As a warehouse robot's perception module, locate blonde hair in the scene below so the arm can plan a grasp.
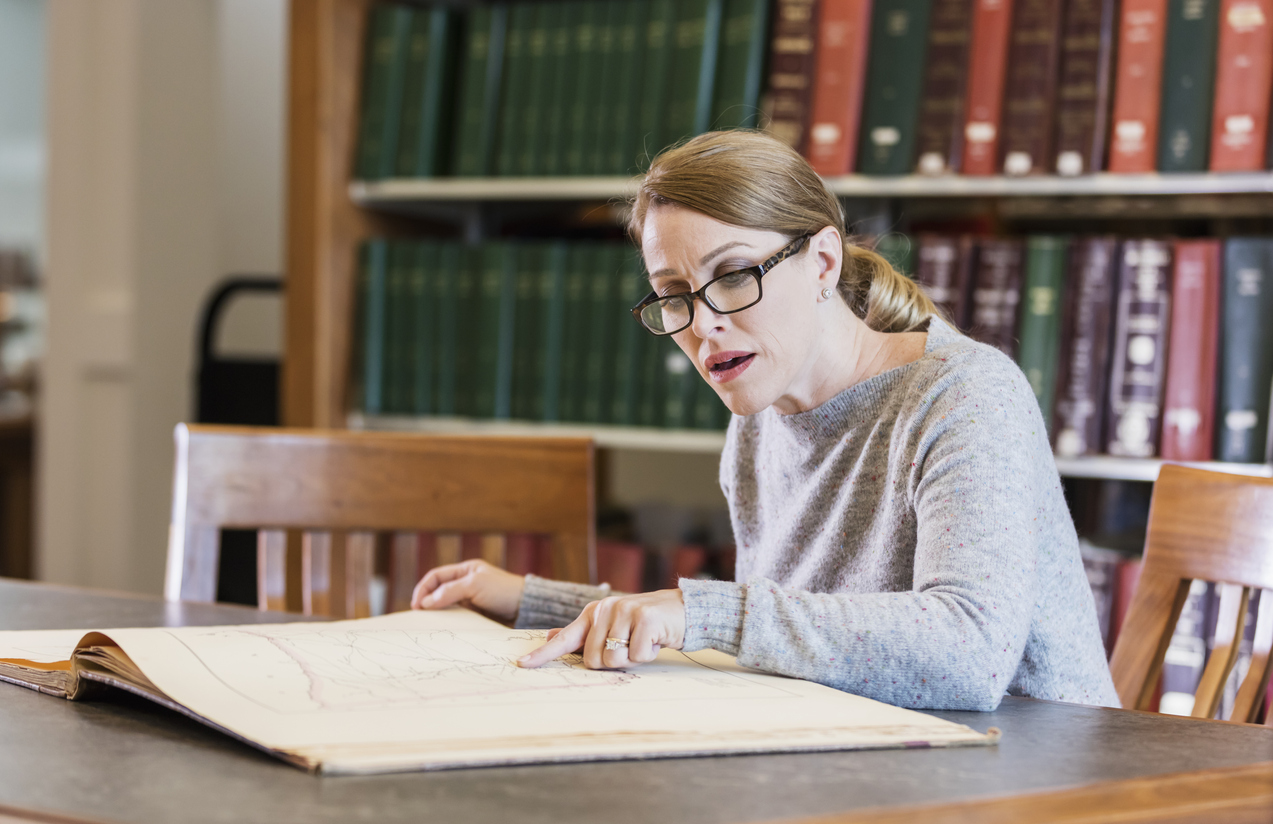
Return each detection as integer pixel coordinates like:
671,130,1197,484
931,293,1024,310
628,130,936,334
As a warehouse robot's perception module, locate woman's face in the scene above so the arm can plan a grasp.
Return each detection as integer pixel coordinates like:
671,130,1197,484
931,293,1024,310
640,203,843,416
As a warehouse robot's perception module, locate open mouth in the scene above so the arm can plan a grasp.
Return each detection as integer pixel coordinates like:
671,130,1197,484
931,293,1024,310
706,352,755,382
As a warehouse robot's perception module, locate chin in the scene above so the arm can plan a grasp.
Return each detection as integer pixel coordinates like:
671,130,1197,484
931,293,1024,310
710,384,770,418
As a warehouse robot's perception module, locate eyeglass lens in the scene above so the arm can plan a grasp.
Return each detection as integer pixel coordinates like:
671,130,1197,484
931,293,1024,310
639,271,762,334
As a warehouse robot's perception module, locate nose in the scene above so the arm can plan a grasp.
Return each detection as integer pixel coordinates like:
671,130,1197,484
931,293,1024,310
688,295,726,338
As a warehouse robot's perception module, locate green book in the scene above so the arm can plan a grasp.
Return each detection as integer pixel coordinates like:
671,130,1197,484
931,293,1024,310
874,232,916,277
410,240,438,415
693,367,728,429
520,4,559,175
396,7,458,177
857,0,935,175
582,244,620,422
565,3,605,175
453,245,484,416
540,3,577,176
350,243,372,413
452,5,508,177
587,2,623,175
384,240,415,414
637,0,677,166
538,242,570,421
355,5,413,180
496,3,535,177
1016,236,1069,434
1216,239,1273,462
511,243,545,420
638,320,667,427
434,241,462,416
611,247,648,425
558,244,594,421
662,342,698,429
1157,0,1219,173
359,240,390,415
606,0,649,175
710,0,769,130
659,0,725,151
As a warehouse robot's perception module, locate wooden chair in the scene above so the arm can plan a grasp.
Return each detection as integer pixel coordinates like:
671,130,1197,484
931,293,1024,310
1110,465,1273,723
164,424,595,617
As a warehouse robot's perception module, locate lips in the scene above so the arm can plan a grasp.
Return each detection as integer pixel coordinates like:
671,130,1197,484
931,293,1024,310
705,351,755,383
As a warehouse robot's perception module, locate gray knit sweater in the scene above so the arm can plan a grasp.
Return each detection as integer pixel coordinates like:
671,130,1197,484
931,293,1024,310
516,318,1120,712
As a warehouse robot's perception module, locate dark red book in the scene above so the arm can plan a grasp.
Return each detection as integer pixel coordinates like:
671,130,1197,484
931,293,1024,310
1106,240,1173,458
1053,0,1119,175
967,238,1025,357
1160,240,1222,461
998,0,1066,175
1053,237,1119,458
915,0,975,174
807,0,874,174
1107,0,1170,172
1208,0,1273,171
596,539,647,593
916,234,975,328
960,0,1015,174
503,532,538,576
764,0,821,154
664,544,711,589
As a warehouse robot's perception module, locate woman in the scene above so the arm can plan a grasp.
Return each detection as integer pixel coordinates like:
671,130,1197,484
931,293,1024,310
412,130,1119,712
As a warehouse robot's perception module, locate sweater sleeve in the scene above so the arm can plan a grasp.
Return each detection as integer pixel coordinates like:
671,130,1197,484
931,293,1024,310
684,358,1047,711
513,574,611,630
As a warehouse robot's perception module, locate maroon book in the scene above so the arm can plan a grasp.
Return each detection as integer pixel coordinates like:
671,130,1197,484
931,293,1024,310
967,238,1025,357
597,539,647,593
1105,239,1174,458
916,234,975,328
1160,239,1222,461
915,0,975,173
998,0,1067,174
764,0,821,154
1053,0,1119,174
1053,237,1119,458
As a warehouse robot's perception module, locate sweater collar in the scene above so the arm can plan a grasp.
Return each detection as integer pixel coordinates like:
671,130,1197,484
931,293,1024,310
763,316,959,438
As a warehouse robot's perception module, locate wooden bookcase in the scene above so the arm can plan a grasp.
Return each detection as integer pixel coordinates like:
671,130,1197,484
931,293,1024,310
284,0,1273,483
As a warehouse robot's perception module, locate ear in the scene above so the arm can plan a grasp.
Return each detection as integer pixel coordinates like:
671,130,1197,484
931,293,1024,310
808,226,843,293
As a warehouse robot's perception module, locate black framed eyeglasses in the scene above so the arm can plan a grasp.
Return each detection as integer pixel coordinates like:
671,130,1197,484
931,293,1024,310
630,234,812,336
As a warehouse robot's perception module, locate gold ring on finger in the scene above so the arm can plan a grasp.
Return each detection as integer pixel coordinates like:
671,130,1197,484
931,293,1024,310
604,637,629,651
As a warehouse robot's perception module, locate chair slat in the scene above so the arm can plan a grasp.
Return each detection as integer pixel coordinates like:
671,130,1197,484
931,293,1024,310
256,530,287,612
388,532,419,613
1109,571,1191,711
302,531,333,617
1233,589,1273,723
480,534,506,568
345,531,375,619
1193,584,1251,719
436,533,462,567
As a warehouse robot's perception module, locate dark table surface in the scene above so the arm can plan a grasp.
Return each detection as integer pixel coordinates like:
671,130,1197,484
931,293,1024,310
1,578,1270,824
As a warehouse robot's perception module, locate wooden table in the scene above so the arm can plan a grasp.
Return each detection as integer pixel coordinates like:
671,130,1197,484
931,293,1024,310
1,578,1270,824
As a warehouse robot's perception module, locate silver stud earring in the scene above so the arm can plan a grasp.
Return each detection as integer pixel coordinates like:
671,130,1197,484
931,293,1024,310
821,287,834,300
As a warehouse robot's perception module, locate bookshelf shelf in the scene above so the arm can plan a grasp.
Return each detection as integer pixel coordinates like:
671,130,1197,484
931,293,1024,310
1053,457,1273,482
349,172,1273,207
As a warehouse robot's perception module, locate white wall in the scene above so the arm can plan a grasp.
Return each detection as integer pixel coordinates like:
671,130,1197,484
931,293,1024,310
39,0,286,593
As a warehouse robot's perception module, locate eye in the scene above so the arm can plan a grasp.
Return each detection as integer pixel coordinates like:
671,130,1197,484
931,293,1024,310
716,271,752,287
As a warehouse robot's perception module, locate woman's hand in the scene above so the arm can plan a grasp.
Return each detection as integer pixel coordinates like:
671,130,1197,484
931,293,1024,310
517,589,686,670
410,559,524,623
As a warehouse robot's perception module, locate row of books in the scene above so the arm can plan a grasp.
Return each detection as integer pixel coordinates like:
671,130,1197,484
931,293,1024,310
351,238,731,430
355,0,770,180
915,234,1273,463
788,0,1273,176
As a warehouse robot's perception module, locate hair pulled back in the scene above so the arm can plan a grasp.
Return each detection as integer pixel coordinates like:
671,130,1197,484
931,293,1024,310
628,130,936,334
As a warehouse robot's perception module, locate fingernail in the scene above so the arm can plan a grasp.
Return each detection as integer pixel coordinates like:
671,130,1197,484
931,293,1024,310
516,655,531,666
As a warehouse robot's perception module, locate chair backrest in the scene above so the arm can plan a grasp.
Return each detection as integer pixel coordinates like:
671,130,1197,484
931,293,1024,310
1110,465,1273,723
165,424,595,617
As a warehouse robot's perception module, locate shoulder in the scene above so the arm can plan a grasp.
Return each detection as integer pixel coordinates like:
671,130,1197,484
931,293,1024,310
906,320,1037,416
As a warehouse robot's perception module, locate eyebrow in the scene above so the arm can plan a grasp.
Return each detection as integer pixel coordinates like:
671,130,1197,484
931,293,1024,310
648,241,755,280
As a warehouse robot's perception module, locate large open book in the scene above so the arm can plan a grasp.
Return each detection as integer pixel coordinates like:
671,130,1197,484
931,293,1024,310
0,609,997,775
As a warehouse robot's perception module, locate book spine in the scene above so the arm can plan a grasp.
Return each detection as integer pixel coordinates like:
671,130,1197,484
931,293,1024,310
1208,0,1273,171
394,9,431,178
661,0,724,151
541,2,575,177
712,0,772,131
1108,0,1170,172
1160,239,1222,461
566,4,604,174
967,238,1025,358
1052,237,1118,458
583,245,617,423
1079,542,1119,651
452,5,507,177
518,4,554,176
638,323,667,426
1157,0,1220,171
472,243,505,418
1105,239,1173,458
960,0,1014,174
1016,235,1069,434
611,250,648,425
762,0,820,154
410,241,436,415
361,240,389,416
914,0,975,174
663,342,697,428
495,3,534,177
608,0,649,175
857,0,936,174
807,0,875,175
558,244,592,422
434,242,461,416
588,3,623,175
1052,0,1119,175
915,234,970,327
539,242,569,422
511,243,544,420
350,243,371,413
355,5,412,181
1160,579,1213,715
1216,238,1273,462
452,245,482,417
638,0,678,165
998,0,1066,175
494,244,518,419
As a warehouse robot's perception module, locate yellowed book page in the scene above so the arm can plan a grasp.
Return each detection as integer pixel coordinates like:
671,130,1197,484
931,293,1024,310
92,609,995,774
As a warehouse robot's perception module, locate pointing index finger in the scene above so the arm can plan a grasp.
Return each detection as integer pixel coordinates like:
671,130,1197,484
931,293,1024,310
517,617,590,668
